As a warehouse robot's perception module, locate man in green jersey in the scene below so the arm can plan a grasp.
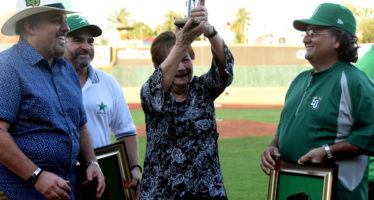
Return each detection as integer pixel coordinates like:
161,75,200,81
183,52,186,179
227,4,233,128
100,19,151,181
355,45,374,200
260,3,374,200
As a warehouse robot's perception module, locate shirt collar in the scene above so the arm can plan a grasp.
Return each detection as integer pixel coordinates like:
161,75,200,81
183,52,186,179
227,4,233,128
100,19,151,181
17,38,44,65
87,65,100,84
17,38,67,69
311,61,343,76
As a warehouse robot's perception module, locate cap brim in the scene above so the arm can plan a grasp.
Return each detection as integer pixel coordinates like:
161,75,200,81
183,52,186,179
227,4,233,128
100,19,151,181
68,25,102,37
293,19,332,31
1,7,76,36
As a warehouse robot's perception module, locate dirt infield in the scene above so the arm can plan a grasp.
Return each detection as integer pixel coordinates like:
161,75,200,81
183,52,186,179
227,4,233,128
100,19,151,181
131,103,278,138
128,103,283,110
136,119,276,138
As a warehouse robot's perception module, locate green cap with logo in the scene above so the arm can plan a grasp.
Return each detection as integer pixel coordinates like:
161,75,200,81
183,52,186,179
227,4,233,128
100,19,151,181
67,15,102,37
293,3,356,35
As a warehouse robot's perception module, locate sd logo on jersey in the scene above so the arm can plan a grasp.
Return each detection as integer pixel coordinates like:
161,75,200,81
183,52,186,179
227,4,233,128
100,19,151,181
310,96,322,109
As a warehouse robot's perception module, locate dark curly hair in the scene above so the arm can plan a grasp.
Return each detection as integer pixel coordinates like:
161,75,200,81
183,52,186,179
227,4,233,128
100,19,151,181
329,26,359,63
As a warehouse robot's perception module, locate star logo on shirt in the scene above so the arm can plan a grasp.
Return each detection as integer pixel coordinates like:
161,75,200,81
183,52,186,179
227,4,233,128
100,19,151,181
97,102,107,114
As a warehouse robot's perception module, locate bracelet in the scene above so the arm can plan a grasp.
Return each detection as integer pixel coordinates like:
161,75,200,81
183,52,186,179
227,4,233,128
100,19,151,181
323,144,334,159
204,26,217,39
130,164,142,173
27,167,43,185
87,161,100,168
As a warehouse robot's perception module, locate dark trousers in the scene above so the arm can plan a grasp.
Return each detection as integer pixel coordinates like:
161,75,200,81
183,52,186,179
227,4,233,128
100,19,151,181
175,194,228,200
370,181,374,200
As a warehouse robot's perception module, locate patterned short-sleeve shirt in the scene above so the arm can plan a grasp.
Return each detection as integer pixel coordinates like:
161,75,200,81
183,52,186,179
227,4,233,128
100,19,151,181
0,38,86,199
140,45,234,199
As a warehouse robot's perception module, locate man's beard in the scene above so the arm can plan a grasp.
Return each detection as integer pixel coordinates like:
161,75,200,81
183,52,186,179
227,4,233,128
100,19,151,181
50,32,66,58
71,49,94,70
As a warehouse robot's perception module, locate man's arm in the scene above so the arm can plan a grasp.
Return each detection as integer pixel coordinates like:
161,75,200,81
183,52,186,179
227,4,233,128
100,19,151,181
79,125,105,199
0,119,71,199
260,136,281,175
298,141,364,164
118,135,141,199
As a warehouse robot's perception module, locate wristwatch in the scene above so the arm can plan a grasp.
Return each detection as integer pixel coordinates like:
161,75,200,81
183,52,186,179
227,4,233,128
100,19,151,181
87,161,100,168
323,144,334,159
204,26,217,39
27,167,43,185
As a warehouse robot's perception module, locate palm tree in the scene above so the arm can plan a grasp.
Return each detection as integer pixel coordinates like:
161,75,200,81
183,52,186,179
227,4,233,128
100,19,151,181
344,4,374,43
107,8,133,40
154,10,185,35
230,8,252,44
130,22,154,40
107,8,131,28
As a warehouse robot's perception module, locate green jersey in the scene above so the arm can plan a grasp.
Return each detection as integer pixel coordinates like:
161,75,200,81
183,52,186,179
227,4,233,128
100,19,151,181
276,61,374,200
356,45,374,182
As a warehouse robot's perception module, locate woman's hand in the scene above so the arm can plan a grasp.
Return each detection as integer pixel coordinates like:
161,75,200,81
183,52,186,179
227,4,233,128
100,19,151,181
174,17,204,48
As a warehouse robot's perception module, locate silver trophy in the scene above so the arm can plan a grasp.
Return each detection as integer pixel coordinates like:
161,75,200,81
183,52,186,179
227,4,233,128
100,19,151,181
174,0,201,28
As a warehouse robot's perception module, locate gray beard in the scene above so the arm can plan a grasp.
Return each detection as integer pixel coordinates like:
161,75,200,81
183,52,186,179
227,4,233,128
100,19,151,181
75,62,90,70
50,41,65,58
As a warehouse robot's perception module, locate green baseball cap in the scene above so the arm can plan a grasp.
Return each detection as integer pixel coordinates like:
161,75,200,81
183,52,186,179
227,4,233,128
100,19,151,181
67,15,102,37
293,3,356,35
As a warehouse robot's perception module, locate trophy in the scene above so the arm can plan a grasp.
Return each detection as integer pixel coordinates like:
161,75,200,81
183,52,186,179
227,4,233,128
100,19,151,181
174,0,201,28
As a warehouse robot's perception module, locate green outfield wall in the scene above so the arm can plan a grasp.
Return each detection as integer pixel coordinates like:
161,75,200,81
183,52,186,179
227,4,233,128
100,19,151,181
101,65,311,87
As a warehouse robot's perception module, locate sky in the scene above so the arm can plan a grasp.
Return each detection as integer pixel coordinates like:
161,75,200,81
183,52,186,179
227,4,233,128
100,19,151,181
1,0,374,45
71,0,374,31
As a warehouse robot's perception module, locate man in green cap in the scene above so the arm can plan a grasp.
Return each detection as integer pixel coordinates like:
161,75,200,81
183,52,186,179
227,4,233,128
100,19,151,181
64,15,141,198
355,45,374,200
260,3,374,199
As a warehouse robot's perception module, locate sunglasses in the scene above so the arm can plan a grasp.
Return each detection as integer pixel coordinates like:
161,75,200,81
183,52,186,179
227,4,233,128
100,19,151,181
304,28,330,38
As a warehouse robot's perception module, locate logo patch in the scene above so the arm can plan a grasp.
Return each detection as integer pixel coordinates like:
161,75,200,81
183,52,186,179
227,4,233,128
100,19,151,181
25,0,40,7
310,96,322,109
96,101,107,114
337,18,344,24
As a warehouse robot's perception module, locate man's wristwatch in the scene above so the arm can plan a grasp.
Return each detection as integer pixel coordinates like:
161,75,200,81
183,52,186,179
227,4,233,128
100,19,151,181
323,144,334,159
27,167,43,185
130,164,143,173
87,161,100,168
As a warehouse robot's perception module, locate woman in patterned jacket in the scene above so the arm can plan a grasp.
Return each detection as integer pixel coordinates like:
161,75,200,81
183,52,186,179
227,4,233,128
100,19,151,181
139,2,234,200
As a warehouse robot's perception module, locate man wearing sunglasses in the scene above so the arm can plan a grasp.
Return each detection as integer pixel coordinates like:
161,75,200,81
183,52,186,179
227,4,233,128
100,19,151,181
260,3,374,199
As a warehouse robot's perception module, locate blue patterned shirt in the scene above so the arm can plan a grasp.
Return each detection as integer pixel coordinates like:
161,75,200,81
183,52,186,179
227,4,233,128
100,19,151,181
0,38,86,199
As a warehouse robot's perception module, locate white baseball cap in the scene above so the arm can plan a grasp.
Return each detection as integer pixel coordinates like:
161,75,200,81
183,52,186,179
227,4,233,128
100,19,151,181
1,0,76,36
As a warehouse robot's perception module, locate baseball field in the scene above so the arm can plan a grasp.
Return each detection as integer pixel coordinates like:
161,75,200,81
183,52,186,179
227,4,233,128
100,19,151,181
123,87,285,200
105,63,309,199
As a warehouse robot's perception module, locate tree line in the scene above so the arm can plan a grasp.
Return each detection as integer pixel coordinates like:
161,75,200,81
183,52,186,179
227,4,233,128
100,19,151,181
0,5,373,45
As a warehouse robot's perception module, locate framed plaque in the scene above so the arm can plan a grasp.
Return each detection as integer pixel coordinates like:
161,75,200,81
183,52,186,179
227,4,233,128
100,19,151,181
76,141,135,200
268,160,338,200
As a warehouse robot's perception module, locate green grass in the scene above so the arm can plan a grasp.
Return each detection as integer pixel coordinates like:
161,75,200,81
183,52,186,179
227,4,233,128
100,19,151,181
128,109,146,126
129,108,282,125
112,108,281,199
218,136,274,199
104,65,310,87
215,108,281,124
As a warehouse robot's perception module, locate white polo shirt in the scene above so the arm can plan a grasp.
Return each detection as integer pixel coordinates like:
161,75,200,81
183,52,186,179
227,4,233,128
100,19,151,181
82,66,136,148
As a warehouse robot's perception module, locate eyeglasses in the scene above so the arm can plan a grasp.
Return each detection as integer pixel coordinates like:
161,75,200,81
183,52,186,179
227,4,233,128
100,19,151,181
304,28,329,38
